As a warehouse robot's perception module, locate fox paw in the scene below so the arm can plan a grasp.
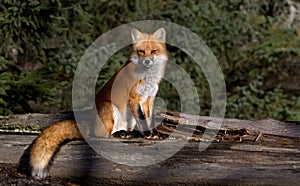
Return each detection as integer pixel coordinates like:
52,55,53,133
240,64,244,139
113,130,133,139
144,130,162,140
31,168,48,179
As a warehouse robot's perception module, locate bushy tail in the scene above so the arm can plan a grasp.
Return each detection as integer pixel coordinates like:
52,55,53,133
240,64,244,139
30,120,82,179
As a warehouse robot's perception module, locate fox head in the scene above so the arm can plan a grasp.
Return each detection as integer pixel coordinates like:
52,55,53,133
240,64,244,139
130,28,168,68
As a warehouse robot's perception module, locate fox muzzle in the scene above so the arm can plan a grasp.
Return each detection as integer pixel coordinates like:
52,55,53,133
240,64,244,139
142,59,153,68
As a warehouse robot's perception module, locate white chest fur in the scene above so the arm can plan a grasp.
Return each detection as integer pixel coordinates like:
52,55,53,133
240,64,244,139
137,74,159,100
111,55,167,134
135,56,167,103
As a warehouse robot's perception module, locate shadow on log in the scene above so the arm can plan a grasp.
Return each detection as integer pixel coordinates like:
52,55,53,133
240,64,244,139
0,111,299,185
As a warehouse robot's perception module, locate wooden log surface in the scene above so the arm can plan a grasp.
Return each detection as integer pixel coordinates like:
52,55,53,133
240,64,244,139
0,111,299,185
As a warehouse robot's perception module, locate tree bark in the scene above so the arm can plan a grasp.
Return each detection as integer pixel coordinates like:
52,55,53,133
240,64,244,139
0,111,299,185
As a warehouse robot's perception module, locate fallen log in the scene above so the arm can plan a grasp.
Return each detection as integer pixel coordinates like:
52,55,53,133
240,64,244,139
0,111,299,185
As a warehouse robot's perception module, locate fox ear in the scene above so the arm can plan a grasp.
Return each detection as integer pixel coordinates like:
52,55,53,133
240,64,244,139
131,28,143,43
152,28,166,42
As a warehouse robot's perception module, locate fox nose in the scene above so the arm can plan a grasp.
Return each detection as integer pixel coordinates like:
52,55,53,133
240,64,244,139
144,60,151,65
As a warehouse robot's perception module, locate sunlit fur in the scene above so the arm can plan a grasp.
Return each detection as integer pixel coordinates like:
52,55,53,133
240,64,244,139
29,28,168,179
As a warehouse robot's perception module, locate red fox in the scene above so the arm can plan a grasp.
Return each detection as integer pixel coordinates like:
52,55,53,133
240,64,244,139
29,28,168,179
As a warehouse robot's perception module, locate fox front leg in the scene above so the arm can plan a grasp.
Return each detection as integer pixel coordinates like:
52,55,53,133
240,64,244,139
143,97,160,139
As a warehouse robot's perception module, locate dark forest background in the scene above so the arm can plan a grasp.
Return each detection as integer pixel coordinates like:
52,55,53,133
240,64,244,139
0,0,299,121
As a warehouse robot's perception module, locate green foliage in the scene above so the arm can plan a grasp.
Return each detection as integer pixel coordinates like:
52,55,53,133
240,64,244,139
1,0,61,63
0,0,299,121
228,27,300,121
0,55,56,115
227,79,299,120
0,0,93,114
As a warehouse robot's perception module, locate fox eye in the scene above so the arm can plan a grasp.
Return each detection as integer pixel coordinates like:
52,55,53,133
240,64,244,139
137,50,145,54
151,49,157,54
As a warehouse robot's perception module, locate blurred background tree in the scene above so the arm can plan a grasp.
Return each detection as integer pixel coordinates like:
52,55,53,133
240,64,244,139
0,0,299,121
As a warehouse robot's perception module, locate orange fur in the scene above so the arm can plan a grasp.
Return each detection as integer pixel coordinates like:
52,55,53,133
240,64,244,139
30,120,82,178
29,28,168,179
